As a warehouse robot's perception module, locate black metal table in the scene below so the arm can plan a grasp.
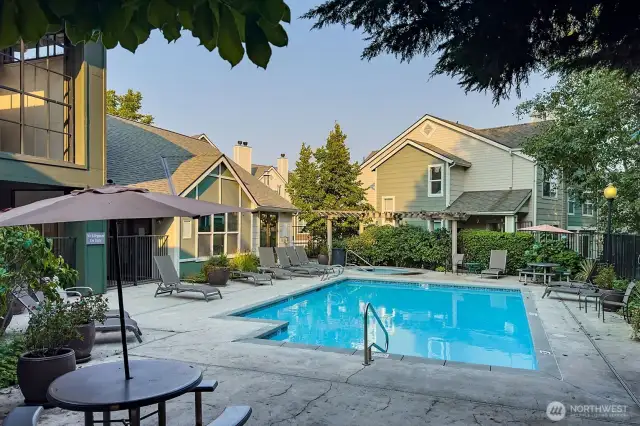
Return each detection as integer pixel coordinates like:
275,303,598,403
47,359,202,426
527,262,560,285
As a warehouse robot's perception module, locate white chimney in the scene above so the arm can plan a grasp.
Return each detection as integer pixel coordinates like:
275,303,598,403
233,141,252,173
277,153,289,182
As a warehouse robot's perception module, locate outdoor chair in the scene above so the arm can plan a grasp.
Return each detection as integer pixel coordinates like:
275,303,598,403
543,264,599,298
257,247,293,279
599,281,636,323
230,270,273,285
452,254,465,275
517,267,535,283
14,291,143,343
31,289,132,322
294,246,344,275
287,246,342,275
480,250,507,279
4,406,43,426
190,378,251,426
154,255,222,302
274,247,318,275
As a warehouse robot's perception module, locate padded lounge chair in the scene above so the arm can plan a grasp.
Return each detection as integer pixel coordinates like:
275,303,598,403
274,247,318,275
4,406,43,426
600,281,636,323
230,270,273,285
542,264,599,298
480,250,507,279
257,247,293,279
154,255,222,301
32,289,131,321
294,246,344,275
15,291,143,343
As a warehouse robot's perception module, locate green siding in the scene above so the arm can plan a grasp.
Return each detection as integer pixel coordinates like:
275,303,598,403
179,260,202,278
535,166,567,228
376,145,446,211
568,201,598,229
66,220,107,294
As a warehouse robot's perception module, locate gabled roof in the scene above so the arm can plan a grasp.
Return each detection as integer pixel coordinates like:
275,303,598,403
408,140,472,167
251,164,272,178
446,189,532,214
107,115,296,211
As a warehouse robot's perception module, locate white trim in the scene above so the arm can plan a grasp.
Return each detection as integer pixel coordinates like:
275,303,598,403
582,199,594,217
567,196,575,215
196,134,217,148
255,165,286,183
541,169,559,199
381,196,395,212
446,163,453,207
532,164,538,225
369,140,459,171
427,164,444,197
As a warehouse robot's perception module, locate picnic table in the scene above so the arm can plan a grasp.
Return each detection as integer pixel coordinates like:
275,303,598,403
48,359,202,426
464,262,483,275
527,262,560,285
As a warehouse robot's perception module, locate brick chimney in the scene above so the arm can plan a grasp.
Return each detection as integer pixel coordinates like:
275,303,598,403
233,141,252,173
277,153,288,182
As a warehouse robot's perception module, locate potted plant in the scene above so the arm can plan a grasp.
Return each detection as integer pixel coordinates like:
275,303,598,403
203,254,230,286
66,295,108,363
317,246,329,265
593,265,626,311
17,300,78,404
230,252,259,272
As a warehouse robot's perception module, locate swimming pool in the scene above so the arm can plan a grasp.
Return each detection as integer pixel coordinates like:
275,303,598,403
239,279,537,370
354,267,421,275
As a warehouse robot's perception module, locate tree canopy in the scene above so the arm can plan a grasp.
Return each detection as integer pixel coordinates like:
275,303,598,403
107,89,154,124
304,1,640,102
287,123,370,241
0,0,290,68
517,70,640,231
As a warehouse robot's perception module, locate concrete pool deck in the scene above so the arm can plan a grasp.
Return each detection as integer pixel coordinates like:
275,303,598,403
2,269,639,425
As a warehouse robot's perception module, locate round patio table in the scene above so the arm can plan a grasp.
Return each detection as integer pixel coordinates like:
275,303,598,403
47,359,202,426
527,262,560,285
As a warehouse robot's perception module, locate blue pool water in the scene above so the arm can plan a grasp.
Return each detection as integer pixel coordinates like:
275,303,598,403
240,279,537,370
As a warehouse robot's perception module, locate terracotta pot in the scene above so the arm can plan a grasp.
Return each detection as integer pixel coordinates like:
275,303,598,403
67,322,96,363
317,254,329,265
17,348,76,404
207,268,230,286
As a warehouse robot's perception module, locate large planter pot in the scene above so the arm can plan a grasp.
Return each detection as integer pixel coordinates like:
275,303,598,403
600,289,625,312
11,303,25,315
317,254,329,265
207,268,230,286
66,322,96,364
17,348,76,404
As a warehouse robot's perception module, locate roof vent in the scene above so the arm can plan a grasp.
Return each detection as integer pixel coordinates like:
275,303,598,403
242,141,248,146
237,141,243,145
280,153,286,158
423,123,435,138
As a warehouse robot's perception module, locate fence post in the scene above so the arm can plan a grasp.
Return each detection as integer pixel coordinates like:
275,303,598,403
133,236,138,286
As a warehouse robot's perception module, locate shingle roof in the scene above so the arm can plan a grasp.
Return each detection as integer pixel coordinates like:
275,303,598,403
364,150,379,162
407,140,472,167
432,115,547,149
446,189,532,214
107,115,296,211
251,164,272,177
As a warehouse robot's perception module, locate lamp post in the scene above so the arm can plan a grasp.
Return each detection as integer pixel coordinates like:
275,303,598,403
603,184,617,264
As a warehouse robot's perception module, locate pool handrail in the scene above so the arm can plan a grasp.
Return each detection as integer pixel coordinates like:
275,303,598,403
347,249,373,268
363,302,389,366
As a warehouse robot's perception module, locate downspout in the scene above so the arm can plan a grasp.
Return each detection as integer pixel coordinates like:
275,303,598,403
532,163,538,225
446,163,454,207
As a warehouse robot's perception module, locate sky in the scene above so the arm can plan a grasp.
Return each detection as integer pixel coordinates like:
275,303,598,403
107,0,555,167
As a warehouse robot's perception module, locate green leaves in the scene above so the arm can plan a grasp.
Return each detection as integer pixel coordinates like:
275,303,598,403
0,0,291,69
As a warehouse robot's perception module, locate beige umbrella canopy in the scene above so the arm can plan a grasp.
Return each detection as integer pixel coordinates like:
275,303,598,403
0,183,250,380
518,224,573,234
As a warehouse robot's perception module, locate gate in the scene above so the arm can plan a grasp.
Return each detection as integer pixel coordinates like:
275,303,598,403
605,234,640,281
107,235,168,287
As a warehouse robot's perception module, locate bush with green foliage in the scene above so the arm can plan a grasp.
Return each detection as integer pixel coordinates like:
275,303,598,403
630,305,640,341
67,296,108,326
0,334,25,388
187,254,232,283
24,301,79,358
575,259,597,282
337,225,451,269
458,230,534,275
612,279,630,292
230,252,259,272
594,265,617,290
523,240,583,274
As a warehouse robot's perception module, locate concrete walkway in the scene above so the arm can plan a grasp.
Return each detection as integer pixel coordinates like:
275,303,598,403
2,270,639,425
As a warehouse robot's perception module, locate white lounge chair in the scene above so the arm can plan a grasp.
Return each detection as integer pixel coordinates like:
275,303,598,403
154,255,222,302
480,250,507,279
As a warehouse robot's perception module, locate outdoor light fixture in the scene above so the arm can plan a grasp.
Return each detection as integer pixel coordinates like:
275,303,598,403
603,184,617,264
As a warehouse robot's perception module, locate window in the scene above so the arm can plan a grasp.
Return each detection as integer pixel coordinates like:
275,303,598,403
277,185,282,195
382,196,395,225
582,199,594,216
0,33,74,162
542,170,558,198
433,220,442,231
260,212,278,247
568,196,575,215
428,165,443,197
264,174,270,186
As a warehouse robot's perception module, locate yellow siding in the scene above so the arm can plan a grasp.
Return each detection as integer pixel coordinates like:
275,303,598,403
359,167,377,208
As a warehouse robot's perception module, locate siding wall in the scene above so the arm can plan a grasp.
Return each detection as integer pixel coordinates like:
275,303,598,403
360,166,377,208
376,145,446,211
449,166,465,205
535,166,567,228
568,201,598,229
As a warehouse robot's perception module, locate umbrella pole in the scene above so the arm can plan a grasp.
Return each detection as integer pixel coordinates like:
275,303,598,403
110,219,131,380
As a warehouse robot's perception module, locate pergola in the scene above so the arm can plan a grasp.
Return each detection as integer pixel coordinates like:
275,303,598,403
314,210,470,267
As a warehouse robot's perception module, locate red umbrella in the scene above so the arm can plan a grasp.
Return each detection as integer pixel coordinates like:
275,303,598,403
0,183,250,380
518,224,573,234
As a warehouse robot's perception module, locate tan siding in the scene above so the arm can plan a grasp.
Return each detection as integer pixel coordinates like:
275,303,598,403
512,155,535,189
449,166,465,205
376,145,446,211
359,167,377,208
278,213,292,246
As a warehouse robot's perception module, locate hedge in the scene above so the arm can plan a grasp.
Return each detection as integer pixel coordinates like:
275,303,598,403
458,230,534,274
336,225,451,269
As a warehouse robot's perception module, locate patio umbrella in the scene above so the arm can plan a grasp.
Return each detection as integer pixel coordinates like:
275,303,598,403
518,224,573,234
0,183,250,380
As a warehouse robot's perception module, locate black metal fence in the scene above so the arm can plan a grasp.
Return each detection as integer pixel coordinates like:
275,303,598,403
48,236,77,270
107,235,168,287
605,234,640,281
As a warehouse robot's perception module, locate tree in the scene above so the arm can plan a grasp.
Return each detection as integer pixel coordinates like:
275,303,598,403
304,1,640,102
287,123,370,241
516,70,640,231
107,89,154,124
0,0,290,69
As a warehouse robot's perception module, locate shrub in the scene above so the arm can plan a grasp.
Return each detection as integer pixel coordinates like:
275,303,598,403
612,279,629,292
0,334,25,388
523,240,583,273
594,265,616,290
203,254,229,273
67,295,108,326
24,301,79,358
230,252,259,272
338,225,450,269
458,230,534,274
575,259,597,282
630,306,640,341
